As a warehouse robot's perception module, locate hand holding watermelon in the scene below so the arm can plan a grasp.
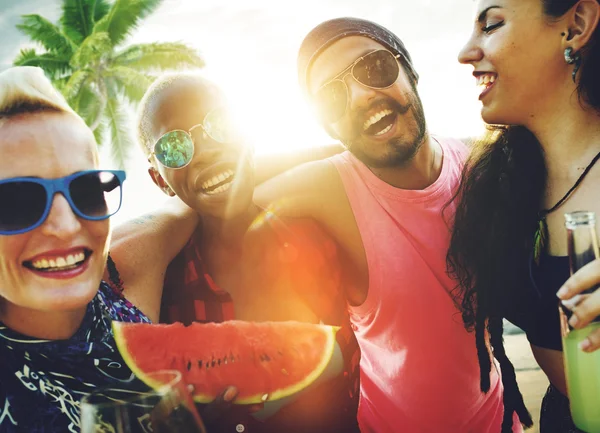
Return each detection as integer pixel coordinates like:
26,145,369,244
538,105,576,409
113,321,340,405
193,384,265,431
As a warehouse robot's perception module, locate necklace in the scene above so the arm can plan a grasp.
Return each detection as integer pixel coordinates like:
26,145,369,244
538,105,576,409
533,149,600,263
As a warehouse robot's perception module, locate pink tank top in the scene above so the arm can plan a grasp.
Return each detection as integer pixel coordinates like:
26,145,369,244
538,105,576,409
330,137,522,433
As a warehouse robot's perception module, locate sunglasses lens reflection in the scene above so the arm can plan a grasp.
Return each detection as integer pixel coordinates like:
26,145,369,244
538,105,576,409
0,171,123,234
315,50,400,124
353,50,400,88
154,131,194,169
203,108,238,144
316,80,348,124
70,171,122,219
0,181,46,233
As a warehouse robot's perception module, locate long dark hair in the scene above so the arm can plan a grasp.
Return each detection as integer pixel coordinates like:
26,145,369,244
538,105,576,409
447,1,600,431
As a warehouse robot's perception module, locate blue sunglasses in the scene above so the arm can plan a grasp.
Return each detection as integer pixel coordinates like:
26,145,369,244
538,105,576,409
0,170,126,235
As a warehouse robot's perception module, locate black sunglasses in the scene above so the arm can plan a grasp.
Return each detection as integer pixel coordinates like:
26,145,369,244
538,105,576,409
149,107,238,169
0,170,125,235
313,49,402,124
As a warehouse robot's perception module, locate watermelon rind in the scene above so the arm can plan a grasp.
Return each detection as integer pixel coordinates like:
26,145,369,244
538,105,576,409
241,323,337,404
112,321,338,405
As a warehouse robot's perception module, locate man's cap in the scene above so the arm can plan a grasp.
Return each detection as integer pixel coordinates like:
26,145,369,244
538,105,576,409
297,17,419,95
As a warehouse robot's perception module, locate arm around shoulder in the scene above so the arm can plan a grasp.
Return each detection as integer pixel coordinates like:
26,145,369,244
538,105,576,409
107,197,199,321
254,158,341,221
254,143,344,185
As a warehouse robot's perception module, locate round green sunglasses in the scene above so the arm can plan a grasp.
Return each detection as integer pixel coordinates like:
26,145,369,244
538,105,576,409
149,108,238,169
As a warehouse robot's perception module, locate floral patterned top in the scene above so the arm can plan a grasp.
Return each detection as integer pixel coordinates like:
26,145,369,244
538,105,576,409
0,281,150,432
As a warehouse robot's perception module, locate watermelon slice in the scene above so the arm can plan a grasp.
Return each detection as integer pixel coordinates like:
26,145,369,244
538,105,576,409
113,321,338,404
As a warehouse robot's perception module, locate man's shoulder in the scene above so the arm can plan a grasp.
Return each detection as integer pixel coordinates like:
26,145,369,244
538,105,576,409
434,135,468,149
434,135,469,163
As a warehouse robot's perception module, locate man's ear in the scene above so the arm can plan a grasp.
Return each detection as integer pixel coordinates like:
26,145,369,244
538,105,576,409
148,166,176,197
564,0,600,51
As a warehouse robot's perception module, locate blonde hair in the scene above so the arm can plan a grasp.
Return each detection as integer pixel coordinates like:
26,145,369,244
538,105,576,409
0,66,75,119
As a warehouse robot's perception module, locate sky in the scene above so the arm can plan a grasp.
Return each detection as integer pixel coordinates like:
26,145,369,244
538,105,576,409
0,0,486,221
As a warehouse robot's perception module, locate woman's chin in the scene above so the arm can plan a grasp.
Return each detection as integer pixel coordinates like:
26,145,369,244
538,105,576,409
35,283,99,313
480,106,515,128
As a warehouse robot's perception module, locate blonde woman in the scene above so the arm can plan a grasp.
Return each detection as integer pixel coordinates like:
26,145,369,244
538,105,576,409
0,66,195,432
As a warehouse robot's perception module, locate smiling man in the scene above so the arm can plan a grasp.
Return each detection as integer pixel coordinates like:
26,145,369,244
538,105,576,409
255,17,523,433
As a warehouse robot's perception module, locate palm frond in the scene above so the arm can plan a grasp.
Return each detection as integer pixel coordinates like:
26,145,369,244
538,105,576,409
105,87,133,169
112,42,204,72
61,0,112,44
62,69,92,102
105,65,155,103
70,31,112,68
72,82,105,130
93,115,107,146
52,75,71,93
13,48,71,80
93,0,163,46
16,14,76,56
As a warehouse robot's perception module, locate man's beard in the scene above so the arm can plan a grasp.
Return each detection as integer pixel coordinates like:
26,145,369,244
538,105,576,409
344,92,427,169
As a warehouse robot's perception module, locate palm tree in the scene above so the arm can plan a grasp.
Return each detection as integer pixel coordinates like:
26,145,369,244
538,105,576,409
13,0,204,168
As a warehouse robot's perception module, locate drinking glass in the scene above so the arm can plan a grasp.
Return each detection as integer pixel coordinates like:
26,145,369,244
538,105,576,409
80,370,206,433
562,211,600,432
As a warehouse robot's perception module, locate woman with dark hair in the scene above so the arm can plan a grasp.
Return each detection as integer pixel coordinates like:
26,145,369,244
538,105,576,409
448,0,600,432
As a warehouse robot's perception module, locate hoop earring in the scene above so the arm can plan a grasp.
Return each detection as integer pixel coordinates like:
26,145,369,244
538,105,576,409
564,47,582,82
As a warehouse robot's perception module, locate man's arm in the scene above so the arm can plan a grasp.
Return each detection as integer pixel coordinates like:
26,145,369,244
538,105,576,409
107,197,199,322
254,143,344,186
256,157,369,307
254,158,340,220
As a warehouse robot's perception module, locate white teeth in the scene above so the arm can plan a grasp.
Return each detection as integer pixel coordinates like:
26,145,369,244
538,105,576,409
201,170,234,191
363,109,393,131
204,180,233,195
375,124,393,136
476,73,497,87
30,251,86,270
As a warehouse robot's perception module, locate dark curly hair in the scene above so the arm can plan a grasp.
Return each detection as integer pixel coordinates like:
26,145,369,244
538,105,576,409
447,1,600,432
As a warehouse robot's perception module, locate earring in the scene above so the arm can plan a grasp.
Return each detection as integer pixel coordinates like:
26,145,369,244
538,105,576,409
564,47,577,64
564,47,582,82
163,185,176,197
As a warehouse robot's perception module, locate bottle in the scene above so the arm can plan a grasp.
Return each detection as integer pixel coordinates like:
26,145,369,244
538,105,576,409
562,211,600,433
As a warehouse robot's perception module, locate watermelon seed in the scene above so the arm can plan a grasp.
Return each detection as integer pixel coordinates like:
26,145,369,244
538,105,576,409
187,360,192,371
261,393,269,402
198,360,203,369
211,359,216,367
278,350,284,357
281,369,289,376
217,358,222,366
264,354,271,362
224,357,228,365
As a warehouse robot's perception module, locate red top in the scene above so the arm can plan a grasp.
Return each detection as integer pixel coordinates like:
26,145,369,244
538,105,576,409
160,215,360,433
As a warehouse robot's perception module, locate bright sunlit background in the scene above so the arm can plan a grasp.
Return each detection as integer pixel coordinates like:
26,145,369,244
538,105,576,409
0,0,486,222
